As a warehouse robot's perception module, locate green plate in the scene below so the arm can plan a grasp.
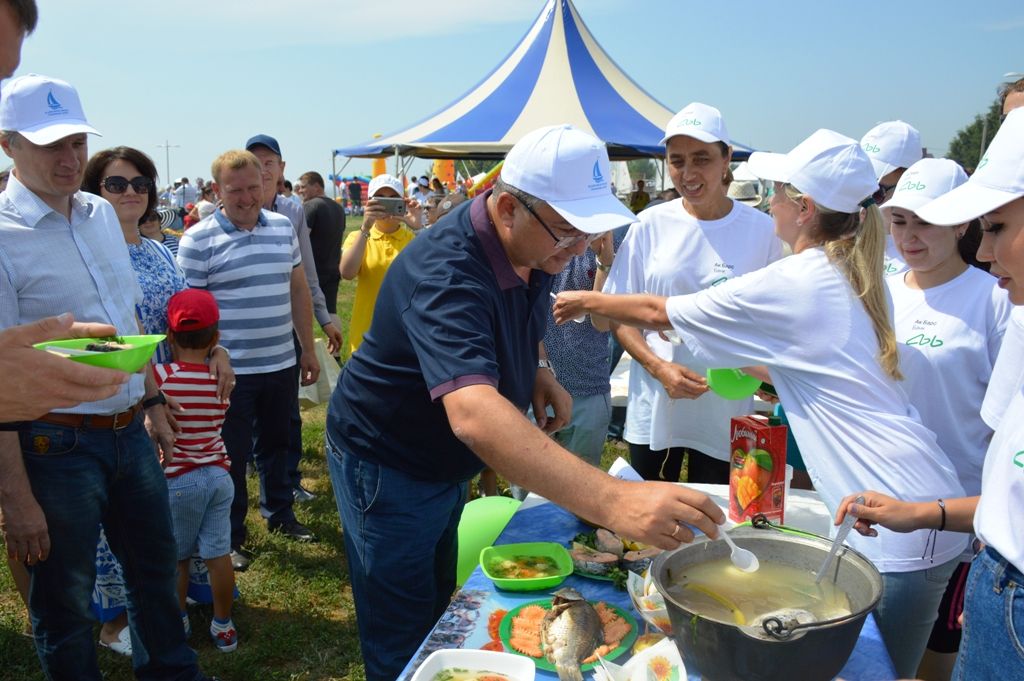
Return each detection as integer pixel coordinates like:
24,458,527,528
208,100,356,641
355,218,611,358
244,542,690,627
35,334,165,373
480,542,573,591
498,598,638,673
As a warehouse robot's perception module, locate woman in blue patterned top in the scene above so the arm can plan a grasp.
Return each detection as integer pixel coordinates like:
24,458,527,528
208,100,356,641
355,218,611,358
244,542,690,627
81,146,233,655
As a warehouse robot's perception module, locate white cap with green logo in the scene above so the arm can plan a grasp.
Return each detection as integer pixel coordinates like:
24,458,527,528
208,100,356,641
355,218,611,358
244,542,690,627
880,158,968,215
917,108,1024,226
860,120,922,180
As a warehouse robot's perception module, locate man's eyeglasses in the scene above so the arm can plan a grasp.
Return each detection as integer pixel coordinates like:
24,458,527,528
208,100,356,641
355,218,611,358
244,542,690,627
515,196,599,249
102,175,155,195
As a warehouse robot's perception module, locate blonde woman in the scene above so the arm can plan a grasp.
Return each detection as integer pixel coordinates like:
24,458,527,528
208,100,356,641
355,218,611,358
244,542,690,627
554,129,967,678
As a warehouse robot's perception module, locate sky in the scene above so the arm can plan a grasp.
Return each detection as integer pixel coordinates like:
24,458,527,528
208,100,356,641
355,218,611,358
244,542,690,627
10,0,1024,191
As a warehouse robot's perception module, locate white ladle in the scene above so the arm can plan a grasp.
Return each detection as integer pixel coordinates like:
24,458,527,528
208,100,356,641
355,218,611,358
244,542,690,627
815,495,864,584
719,524,759,573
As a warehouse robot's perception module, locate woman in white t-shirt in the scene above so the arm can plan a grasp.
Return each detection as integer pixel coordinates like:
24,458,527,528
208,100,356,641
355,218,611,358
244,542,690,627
555,129,968,678
882,158,1012,678
598,102,781,484
832,108,1024,681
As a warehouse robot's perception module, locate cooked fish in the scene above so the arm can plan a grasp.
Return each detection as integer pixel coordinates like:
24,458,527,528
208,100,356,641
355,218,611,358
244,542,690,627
595,528,625,557
570,543,620,576
542,587,604,681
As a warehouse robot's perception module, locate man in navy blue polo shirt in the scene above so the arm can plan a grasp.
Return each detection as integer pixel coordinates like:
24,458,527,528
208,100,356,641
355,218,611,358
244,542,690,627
325,125,726,681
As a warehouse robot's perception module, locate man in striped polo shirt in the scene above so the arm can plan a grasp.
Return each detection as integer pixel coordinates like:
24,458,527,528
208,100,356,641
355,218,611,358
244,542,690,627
177,150,320,569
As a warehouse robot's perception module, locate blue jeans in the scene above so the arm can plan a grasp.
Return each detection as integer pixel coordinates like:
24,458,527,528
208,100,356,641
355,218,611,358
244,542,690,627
326,438,466,681
18,415,201,681
224,367,298,547
877,556,960,678
953,547,1024,679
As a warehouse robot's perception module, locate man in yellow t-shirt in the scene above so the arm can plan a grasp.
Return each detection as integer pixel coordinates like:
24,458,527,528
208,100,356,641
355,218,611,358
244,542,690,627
340,174,422,355
628,179,651,213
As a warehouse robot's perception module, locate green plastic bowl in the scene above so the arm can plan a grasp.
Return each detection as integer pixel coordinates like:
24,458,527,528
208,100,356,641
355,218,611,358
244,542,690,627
35,334,166,373
479,542,573,591
706,368,762,400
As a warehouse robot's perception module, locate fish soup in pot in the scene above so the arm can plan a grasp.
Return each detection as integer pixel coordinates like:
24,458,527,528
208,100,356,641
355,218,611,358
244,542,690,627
652,526,882,681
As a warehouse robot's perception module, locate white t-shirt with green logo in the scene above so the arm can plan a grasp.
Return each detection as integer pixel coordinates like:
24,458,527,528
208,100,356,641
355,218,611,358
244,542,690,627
604,199,782,456
883,235,908,276
981,307,1024,431
887,267,1011,495
665,247,967,572
975,381,1024,573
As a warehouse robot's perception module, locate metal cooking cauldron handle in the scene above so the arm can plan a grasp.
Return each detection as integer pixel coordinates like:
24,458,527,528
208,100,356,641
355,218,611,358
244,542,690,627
760,609,866,640
748,513,867,640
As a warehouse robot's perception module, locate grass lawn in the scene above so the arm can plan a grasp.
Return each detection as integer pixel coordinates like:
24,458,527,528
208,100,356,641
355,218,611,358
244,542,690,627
0,214,634,680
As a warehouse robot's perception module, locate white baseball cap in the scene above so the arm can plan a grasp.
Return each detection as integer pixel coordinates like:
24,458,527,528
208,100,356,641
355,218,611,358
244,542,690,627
367,173,404,198
0,74,101,145
879,158,968,216
916,108,1024,226
501,124,635,233
860,120,922,180
747,129,877,214
660,102,730,146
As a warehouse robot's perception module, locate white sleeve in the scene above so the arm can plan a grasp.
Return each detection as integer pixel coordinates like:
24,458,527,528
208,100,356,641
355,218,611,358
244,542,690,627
664,266,786,369
602,220,644,295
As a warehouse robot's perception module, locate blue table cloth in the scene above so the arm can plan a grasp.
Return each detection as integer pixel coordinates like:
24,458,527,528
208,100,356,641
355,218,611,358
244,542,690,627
400,501,896,680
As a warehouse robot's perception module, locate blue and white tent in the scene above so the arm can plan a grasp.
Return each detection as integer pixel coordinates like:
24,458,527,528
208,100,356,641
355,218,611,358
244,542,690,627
335,0,753,161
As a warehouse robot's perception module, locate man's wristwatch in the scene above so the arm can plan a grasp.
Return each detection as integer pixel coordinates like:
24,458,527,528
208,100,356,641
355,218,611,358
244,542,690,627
538,359,556,378
142,392,167,410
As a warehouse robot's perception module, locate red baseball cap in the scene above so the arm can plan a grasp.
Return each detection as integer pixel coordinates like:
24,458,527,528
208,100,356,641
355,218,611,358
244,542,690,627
167,289,219,332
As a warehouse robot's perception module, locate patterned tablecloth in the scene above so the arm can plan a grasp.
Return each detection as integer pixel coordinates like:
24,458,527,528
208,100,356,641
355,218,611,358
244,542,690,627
399,499,897,680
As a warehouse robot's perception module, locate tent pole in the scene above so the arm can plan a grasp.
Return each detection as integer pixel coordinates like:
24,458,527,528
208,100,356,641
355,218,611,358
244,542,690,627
331,152,338,200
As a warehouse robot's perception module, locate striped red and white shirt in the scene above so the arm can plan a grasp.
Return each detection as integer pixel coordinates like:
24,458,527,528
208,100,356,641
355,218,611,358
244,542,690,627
153,362,230,478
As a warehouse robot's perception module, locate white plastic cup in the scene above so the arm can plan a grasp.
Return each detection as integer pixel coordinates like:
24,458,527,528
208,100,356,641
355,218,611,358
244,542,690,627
784,464,794,506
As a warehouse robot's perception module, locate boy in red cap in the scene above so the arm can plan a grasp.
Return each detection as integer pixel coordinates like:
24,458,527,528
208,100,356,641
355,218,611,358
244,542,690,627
154,288,238,653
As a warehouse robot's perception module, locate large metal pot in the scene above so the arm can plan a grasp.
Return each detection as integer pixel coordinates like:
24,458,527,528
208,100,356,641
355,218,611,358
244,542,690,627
652,525,882,681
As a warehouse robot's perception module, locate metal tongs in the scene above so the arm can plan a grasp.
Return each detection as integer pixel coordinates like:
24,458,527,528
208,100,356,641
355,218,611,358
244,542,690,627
815,495,864,584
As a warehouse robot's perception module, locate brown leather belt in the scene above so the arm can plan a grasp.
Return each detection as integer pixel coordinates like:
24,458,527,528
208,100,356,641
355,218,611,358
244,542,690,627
37,403,142,430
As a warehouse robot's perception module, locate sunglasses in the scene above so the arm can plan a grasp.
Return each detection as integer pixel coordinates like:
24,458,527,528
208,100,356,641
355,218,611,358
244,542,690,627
872,182,897,205
515,196,600,249
102,175,154,195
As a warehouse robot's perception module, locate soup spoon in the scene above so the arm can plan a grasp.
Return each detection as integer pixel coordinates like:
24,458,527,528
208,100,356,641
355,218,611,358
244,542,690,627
718,524,759,573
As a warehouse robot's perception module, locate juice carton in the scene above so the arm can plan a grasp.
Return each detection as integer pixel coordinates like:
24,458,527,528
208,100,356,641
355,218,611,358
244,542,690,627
729,414,788,524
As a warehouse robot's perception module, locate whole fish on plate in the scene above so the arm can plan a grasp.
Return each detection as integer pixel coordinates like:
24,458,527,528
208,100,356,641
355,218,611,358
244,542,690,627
542,587,604,681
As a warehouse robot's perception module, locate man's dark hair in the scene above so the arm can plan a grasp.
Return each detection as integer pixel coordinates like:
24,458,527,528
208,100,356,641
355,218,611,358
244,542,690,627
6,0,38,34
299,171,325,189
492,176,541,208
283,179,293,191
171,322,218,350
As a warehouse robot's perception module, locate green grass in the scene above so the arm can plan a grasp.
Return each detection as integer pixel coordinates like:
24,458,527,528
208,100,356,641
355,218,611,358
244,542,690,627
0,215,639,679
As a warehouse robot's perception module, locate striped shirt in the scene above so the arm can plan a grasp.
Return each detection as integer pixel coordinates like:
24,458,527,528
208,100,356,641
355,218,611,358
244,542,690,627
153,362,229,478
177,208,300,374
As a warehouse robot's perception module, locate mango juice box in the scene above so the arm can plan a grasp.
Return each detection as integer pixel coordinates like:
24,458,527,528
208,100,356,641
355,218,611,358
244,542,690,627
729,414,788,524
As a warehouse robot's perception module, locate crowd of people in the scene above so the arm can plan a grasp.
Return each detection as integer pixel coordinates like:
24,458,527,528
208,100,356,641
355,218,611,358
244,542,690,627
3,1,1024,681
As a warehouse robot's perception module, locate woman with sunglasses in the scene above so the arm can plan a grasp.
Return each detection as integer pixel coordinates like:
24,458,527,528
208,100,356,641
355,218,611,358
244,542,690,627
554,129,969,678
597,102,782,485
81,147,233,655
832,108,1024,681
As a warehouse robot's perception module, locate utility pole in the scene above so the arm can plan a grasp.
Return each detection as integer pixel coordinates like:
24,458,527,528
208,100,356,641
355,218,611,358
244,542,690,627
156,139,180,187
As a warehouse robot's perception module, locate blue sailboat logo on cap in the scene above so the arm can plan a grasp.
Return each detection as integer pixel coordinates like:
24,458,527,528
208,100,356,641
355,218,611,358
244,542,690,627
592,160,604,183
46,91,62,110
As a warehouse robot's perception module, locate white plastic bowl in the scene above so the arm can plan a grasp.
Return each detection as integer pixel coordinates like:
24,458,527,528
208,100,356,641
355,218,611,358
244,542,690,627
410,648,536,681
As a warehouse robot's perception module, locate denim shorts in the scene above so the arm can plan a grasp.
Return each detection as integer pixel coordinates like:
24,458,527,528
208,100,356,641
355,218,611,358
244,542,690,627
167,465,234,561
